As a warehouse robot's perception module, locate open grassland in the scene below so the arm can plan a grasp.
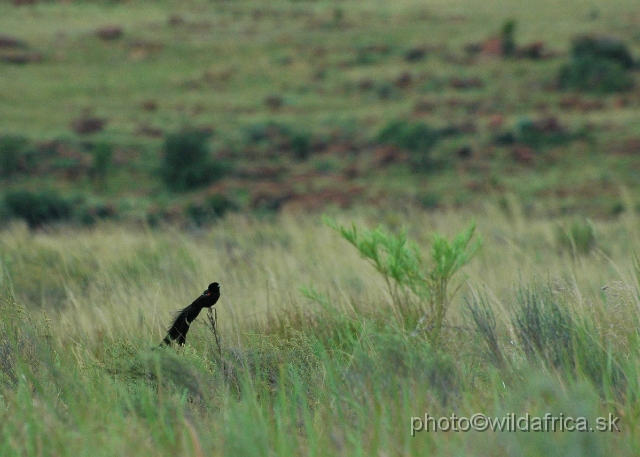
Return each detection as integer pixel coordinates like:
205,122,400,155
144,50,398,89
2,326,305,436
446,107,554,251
0,0,638,136
0,0,639,220
2,0,640,454
2,206,640,455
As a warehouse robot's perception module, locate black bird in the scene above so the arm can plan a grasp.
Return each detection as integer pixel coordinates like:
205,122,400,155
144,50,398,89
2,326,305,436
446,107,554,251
162,282,220,346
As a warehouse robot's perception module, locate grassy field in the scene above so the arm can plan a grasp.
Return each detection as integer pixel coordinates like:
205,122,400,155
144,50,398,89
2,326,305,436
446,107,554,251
0,0,639,220
2,0,640,455
2,205,640,455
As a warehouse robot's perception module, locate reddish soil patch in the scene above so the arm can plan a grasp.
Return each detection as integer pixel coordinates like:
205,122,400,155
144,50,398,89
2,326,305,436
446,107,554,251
480,38,502,57
250,182,295,211
449,76,483,89
135,124,164,138
511,146,536,164
264,95,283,110
96,26,123,41
0,35,26,48
395,71,413,89
283,185,364,212
0,52,42,64
236,165,288,180
71,117,106,134
372,146,409,167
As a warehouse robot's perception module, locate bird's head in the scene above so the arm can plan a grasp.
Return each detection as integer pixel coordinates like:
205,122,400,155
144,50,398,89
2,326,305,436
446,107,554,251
203,282,220,296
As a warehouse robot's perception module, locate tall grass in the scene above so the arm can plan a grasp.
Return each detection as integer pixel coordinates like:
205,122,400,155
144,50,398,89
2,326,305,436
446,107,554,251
0,206,639,455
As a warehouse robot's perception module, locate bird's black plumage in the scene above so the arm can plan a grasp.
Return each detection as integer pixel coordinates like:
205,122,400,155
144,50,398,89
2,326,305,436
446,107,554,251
162,282,220,346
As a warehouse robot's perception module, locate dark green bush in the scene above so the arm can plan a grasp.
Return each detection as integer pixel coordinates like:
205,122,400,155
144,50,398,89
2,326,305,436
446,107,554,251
4,190,73,228
418,193,441,210
244,123,273,144
244,122,293,146
161,129,227,191
290,132,312,160
0,199,10,224
377,120,439,170
354,45,389,65
378,120,439,151
572,35,634,69
92,141,113,189
517,118,575,149
558,36,635,93
376,82,396,100
558,57,633,93
185,194,238,226
76,202,117,226
0,135,28,178
244,122,314,160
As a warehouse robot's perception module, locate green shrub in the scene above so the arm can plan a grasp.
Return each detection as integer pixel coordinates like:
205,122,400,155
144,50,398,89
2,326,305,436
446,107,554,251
290,132,312,160
244,122,313,160
4,190,73,228
244,122,295,146
0,199,10,224
572,35,634,69
325,218,481,345
417,192,441,210
377,120,439,170
92,141,113,189
76,202,117,226
558,36,635,93
516,118,575,149
161,129,227,191
354,45,389,65
0,135,28,178
185,194,238,226
244,123,271,144
558,57,633,93
378,120,438,152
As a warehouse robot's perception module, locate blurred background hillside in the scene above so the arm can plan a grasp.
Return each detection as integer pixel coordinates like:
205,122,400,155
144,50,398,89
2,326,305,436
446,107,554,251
0,0,639,228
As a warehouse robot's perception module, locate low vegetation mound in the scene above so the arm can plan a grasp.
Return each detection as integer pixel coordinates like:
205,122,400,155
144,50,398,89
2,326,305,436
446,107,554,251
161,129,228,192
558,35,636,93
